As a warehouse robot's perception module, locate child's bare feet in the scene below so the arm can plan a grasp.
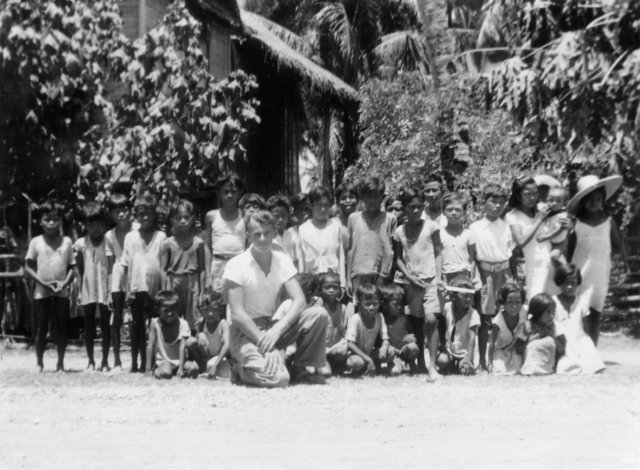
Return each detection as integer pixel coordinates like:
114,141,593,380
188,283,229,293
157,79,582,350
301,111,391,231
130,364,139,373
390,358,403,376
37,363,44,373
99,362,110,372
86,362,96,371
56,363,64,373
426,368,442,383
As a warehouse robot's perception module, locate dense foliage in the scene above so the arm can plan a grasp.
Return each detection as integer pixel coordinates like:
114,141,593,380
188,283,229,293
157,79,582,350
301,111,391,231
0,0,259,205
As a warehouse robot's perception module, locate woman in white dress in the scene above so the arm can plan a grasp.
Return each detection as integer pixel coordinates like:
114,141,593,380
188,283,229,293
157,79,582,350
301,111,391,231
506,176,552,300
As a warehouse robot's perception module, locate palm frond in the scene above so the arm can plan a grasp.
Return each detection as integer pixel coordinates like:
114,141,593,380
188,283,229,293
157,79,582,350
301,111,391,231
391,0,420,22
374,30,430,84
314,3,358,73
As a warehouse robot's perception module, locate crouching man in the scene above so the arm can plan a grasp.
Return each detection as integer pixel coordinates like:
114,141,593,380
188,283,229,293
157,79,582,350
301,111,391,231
223,210,329,387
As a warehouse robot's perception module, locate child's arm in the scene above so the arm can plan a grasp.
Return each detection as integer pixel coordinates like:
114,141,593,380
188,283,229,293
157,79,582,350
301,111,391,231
509,254,518,281
536,220,565,242
196,241,206,302
177,338,186,378
58,264,75,294
610,218,630,273
338,229,346,289
160,240,169,290
146,321,157,375
210,321,230,378
459,325,477,375
432,230,445,290
347,340,375,375
23,260,55,293
555,333,566,357
74,245,84,281
514,338,527,356
467,242,478,286
488,324,499,373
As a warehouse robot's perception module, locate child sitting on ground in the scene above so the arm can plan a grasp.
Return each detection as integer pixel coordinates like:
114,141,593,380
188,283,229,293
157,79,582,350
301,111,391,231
315,271,354,376
345,284,396,376
146,290,199,379
24,200,75,372
74,202,112,371
380,284,419,374
488,282,528,375
438,276,480,376
519,293,566,376
161,199,205,331
186,291,230,379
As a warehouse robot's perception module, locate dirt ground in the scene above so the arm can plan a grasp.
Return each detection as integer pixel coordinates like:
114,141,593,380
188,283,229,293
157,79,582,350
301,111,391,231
0,334,639,470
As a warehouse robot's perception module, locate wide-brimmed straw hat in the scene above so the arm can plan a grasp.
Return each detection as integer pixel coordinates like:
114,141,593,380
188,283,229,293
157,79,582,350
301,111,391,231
533,174,562,189
567,174,623,213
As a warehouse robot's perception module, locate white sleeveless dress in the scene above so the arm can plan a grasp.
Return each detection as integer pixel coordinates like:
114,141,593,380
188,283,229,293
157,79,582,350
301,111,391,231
572,218,611,312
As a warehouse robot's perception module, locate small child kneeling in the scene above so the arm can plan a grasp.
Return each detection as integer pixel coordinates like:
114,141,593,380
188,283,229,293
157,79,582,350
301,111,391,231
380,284,419,374
345,284,396,376
146,291,199,379
186,291,230,379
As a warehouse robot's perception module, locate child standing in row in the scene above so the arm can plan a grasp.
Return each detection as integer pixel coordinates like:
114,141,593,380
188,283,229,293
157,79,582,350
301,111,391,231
121,194,166,373
469,184,515,371
567,174,628,345
380,284,419,374
345,284,396,376
267,194,302,270
438,276,480,376
393,187,442,378
299,186,346,288
105,194,134,371
348,177,397,293
335,182,358,249
25,201,75,372
74,202,112,371
161,200,205,331
204,173,246,292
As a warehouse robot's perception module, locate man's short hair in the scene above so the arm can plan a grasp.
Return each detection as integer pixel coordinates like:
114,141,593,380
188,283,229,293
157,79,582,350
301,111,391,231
171,199,195,217
335,182,358,202
246,210,276,230
155,290,179,308
37,200,63,219
400,187,425,206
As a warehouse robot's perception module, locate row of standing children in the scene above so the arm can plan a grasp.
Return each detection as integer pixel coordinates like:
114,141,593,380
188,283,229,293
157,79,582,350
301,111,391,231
26,170,625,379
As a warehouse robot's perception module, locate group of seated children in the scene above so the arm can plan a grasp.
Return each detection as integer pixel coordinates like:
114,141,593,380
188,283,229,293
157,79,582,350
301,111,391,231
25,168,612,380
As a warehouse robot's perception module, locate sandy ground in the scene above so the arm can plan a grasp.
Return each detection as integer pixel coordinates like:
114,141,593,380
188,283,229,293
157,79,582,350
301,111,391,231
0,334,639,470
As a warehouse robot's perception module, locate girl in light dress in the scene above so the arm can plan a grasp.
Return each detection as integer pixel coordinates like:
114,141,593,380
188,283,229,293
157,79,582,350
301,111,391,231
519,293,565,376
552,263,605,375
489,283,528,375
506,176,554,300
567,174,628,345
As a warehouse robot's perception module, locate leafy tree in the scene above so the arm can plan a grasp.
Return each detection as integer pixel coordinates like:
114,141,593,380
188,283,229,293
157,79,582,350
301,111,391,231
0,0,126,201
81,1,260,202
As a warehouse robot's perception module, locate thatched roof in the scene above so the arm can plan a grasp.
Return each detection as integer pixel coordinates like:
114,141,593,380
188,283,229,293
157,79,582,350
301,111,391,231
240,10,359,107
185,0,242,29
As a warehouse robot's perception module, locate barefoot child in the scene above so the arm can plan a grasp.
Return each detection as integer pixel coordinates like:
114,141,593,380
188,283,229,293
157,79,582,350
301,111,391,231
345,284,395,375
392,187,443,379
24,201,75,372
380,284,419,374
348,176,397,293
146,290,199,379
204,173,246,292
567,174,628,345
519,293,566,376
121,194,166,372
161,200,205,331
316,271,354,376
488,283,527,375
74,202,112,371
186,291,230,378
105,193,134,371
335,182,358,248
299,186,346,287
469,183,515,371
438,276,480,376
